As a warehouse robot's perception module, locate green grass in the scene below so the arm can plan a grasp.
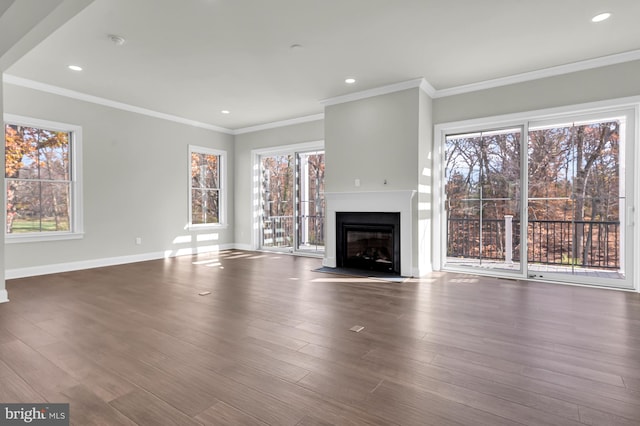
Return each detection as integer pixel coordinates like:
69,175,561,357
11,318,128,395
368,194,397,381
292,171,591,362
10,218,69,233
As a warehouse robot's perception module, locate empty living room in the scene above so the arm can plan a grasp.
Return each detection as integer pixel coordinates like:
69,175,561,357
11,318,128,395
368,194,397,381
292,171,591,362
1,1,640,425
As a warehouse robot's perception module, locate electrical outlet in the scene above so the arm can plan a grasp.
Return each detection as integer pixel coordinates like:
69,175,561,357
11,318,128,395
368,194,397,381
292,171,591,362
135,237,142,245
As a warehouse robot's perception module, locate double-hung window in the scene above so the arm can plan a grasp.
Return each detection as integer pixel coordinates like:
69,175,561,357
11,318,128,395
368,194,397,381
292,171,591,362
4,115,83,242
189,146,225,227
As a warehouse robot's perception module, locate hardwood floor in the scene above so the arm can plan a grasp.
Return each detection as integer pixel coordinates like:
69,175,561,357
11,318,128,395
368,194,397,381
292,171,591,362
1,250,640,425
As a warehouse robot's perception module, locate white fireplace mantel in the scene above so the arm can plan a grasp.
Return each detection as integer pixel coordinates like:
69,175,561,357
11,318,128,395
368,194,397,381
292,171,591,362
323,190,417,276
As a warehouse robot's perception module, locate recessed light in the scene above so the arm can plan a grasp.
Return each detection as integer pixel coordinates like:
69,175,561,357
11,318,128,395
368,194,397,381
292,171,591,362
221,110,230,114
591,12,611,22
68,65,83,71
345,78,356,84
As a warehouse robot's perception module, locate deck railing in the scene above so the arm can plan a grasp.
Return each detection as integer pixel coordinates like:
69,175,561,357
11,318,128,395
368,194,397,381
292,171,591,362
261,215,324,248
447,217,620,269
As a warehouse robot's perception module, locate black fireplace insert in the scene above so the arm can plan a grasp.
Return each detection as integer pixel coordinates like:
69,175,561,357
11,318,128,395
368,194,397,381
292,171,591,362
336,212,400,274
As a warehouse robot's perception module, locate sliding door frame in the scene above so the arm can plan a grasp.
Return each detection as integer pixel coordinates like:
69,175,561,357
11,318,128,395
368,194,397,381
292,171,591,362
434,97,639,291
251,140,325,255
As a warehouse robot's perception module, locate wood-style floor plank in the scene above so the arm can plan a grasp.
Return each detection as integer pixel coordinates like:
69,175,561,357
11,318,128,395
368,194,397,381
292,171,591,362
2,249,640,425
195,401,268,426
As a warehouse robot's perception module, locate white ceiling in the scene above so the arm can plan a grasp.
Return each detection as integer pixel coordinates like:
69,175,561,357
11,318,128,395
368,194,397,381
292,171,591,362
5,0,640,131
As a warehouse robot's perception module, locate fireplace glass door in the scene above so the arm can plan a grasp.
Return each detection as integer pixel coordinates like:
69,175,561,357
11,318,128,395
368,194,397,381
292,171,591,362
336,212,401,274
344,226,394,272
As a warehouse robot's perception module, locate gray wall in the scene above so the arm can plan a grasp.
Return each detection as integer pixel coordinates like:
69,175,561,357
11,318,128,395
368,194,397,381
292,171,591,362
233,120,324,247
325,89,420,192
4,84,234,273
434,60,640,124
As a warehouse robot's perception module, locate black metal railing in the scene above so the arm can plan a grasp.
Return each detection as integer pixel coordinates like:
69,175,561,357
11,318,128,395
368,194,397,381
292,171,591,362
447,217,620,269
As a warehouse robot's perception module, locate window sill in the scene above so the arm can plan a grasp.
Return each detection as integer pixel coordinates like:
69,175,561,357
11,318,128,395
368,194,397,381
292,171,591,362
5,232,84,244
187,223,229,231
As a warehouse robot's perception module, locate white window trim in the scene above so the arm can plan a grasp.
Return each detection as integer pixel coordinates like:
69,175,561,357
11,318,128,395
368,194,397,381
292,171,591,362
433,96,640,292
188,145,227,229
3,114,84,243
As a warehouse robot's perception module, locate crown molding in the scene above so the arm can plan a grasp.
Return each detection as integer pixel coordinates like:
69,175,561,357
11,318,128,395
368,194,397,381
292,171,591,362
320,78,433,106
5,48,640,135
2,74,234,134
420,78,437,97
432,49,640,99
233,113,324,135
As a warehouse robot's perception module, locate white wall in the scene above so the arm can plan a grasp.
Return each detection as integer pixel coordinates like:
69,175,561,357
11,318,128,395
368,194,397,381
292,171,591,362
233,120,324,248
3,84,235,277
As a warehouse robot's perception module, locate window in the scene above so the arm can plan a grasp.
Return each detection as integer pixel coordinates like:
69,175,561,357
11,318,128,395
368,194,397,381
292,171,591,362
189,146,225,226
4,115,82,241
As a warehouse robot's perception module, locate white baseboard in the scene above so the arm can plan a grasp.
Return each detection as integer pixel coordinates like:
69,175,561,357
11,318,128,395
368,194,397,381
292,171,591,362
5,243,238,280
0,289,8,303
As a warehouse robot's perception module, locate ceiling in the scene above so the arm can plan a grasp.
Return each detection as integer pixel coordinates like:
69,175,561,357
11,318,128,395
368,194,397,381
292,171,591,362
5,0,640,131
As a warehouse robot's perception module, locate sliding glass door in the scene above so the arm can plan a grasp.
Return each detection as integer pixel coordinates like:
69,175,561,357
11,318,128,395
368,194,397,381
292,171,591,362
527,114,630,286
260,154,294,250
444,128,523,275
258,147,325,254
442,107,635,289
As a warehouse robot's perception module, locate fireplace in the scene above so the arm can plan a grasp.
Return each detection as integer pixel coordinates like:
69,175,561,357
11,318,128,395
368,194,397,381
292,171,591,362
336,212,400,274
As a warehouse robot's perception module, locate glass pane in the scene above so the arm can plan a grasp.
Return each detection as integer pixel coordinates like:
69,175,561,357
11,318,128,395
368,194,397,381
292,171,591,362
296,151,325,253
444,129,522,273
191,189,203,224
203,154,219,189
260,154,294,249
38,131,70,180
528,119,624,280
527,199,575,266
40,182,70,231
5,124,39,179
7,180,41,233
203,189,219,224
191,153,202,188
191,153,220,190
191,189,219,225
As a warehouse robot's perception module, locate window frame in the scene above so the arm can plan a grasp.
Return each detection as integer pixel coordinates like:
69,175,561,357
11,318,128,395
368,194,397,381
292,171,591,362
4,114,83,243
188,145,227,229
